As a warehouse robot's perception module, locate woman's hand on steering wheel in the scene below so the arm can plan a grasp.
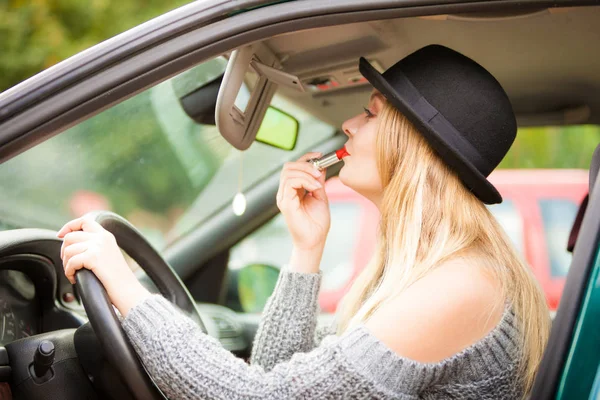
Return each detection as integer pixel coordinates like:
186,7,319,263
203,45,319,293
57,216,151,316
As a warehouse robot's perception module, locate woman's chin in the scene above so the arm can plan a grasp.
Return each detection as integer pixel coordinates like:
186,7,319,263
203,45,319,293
338,164,352,187
338,164,381,200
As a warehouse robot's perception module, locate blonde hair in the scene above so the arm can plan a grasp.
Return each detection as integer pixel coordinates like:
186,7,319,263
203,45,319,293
335,102,550,394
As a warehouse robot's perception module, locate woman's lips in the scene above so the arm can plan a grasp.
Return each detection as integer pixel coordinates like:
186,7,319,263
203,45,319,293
336,146,350,159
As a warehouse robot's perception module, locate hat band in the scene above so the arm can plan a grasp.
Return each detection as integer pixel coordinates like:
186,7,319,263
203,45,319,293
386,70,493,175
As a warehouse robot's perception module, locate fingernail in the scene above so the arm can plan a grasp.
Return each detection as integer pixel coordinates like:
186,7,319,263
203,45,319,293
312,169,322,177
315,182,322,189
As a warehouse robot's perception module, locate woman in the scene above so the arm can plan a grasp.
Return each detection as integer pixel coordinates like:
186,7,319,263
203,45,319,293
58,44,550,399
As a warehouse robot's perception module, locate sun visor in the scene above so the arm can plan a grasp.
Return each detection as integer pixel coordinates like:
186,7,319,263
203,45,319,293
216,44,304,150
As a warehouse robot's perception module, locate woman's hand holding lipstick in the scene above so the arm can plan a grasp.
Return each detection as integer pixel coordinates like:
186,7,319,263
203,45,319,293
277,152,331,274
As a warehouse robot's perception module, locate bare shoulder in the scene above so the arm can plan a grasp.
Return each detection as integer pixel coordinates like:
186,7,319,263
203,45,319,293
364,258,505,363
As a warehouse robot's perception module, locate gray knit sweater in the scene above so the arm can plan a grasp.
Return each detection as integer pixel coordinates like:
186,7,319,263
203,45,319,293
122,268,523,399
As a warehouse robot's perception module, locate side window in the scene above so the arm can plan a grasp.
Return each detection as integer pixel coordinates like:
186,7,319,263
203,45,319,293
320,203,362,294
487,200,525,256
227,200,362,313
0,55,336,252
539,199,579,278
228,214,291,272
0,57,229,250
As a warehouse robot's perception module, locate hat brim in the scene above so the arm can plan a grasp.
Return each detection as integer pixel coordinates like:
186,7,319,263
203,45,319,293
359,57,502,204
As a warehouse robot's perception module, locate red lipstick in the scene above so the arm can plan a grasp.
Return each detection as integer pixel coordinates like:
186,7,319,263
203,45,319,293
308,146,350,171
335,146,350,159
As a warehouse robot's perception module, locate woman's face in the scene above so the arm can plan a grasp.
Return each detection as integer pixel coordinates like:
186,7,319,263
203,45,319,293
339,89,386,207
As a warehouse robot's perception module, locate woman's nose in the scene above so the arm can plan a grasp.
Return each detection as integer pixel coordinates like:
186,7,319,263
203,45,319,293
342,115,359,137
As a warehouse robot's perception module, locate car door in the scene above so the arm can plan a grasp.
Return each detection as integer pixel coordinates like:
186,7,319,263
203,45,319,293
531,171,600,399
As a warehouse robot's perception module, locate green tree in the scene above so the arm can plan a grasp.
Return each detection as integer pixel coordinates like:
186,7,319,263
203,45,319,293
500,125,600,170
0,0,190,92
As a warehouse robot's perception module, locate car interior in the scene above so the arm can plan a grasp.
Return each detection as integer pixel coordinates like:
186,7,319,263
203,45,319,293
178,2,600,347
1,2,600,399
534,142,600,398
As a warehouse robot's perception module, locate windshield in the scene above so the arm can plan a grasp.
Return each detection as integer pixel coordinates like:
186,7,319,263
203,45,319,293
0,57,336,250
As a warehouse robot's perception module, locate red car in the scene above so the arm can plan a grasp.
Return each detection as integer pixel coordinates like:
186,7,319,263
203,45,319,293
318,169,588,313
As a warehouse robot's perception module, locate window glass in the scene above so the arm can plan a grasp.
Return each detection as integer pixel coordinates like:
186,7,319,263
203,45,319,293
499,125,600,169
228,202,362,311
539,199,579,277
320,203,363,292
487,200,525,256
0,57,336,250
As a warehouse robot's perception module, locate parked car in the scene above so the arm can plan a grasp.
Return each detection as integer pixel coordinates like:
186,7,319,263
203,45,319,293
230,170,589,314
0,1,599,399
490,169,589,312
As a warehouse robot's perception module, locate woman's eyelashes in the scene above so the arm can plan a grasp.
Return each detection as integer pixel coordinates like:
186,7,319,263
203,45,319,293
363,106,375,119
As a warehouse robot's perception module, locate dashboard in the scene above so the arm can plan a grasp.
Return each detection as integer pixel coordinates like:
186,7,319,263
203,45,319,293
0,229,87,349
0,270,39,345
0,228,268,400
0,236,254,356
0,229,283,361
0,228,337,371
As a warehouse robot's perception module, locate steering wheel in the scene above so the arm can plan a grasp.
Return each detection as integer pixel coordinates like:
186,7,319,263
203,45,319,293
74,211,205,400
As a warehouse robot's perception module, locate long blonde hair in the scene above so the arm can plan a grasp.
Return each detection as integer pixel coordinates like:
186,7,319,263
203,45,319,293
335,101,550,394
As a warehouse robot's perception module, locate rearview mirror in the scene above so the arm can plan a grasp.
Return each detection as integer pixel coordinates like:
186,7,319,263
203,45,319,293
255,107,299,151
216,44,304,151
178,72,299,151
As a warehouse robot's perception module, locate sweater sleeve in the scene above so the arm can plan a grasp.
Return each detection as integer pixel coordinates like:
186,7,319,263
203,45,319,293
121,295,410,400
123,295,524,399
249,267,325,371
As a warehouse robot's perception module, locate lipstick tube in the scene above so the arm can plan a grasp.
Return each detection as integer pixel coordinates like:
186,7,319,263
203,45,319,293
308,147,349,171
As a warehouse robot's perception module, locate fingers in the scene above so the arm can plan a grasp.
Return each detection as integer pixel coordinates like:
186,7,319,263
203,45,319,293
279,178,303,209
297,152,322,163
57,217,104,238
278,161,323,195
282,170,323,188
281,177,322,206
282,160,323,179
62,242,88,271
64,252,90,285
310,180,328,202
276,152,329,209
60,231,92,260
60,231,93,260
278,171,323,204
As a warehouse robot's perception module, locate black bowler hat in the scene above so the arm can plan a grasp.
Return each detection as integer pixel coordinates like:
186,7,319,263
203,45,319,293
359,44,517,204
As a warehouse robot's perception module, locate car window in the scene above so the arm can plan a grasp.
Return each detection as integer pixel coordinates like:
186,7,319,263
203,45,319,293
228,201,362,312
539,199,580,278
319,203,363,292
487,200,525,256
0,57,336,250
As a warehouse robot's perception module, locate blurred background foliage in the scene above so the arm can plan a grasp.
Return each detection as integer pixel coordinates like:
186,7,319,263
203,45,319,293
0,0,189,92
502,125,600,169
